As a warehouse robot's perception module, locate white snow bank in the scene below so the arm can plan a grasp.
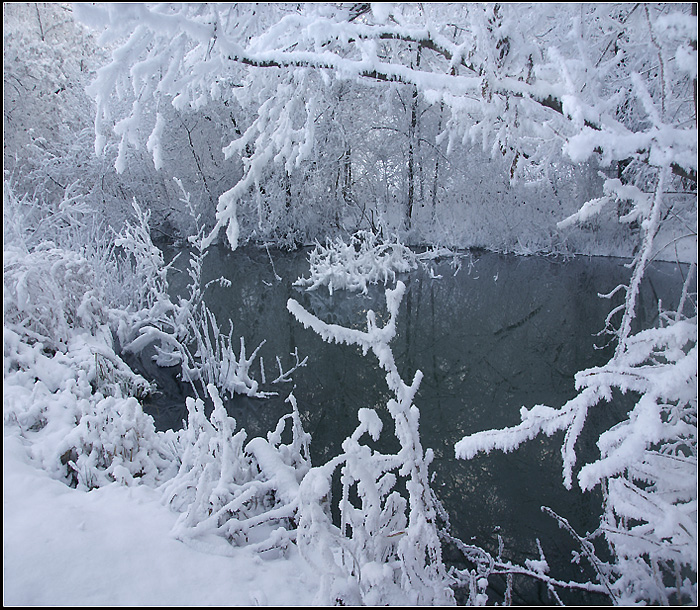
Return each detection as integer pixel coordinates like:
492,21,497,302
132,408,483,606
3,434,319,606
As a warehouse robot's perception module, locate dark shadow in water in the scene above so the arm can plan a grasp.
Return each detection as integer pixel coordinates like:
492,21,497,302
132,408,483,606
130,243,689,605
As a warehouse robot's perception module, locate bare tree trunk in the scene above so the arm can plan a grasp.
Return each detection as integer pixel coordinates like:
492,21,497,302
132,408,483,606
180,117,214,209
34,3,45,41
406,46,421,231
431,102,444,224
343,144,352,205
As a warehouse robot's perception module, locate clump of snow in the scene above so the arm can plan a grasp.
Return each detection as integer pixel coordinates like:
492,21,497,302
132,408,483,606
370,3,392,24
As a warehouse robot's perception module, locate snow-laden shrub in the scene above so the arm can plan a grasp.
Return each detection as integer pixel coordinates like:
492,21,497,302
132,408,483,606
3,243,107,352
2,197,180,485
295,411,411,606
5,179,323,567
59,391,178,490
294,231,420,295
288,282,455,605
3,196,311,560
161,385,311,556
2,181,185,490
119,189,306,400
181,304,267,397
3,321,179,491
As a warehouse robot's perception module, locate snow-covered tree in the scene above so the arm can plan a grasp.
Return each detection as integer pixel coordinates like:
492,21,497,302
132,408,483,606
73,3,689,254
3,3,97,169
73,3,695,251
288,281,455,605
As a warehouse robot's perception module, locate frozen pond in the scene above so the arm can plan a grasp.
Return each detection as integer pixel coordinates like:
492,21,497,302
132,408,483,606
133,244,688,605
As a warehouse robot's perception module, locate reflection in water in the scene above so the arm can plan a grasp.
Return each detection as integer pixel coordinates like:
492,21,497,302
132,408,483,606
138,244,687,605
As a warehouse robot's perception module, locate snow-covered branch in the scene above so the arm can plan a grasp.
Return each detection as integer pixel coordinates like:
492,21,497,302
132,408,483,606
75,3,696,249
294,231,418,295
288,281,453,605
455,301,697,604
162,386,311,555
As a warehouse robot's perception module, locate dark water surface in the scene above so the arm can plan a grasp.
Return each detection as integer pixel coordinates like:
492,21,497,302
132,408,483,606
138,244,688,605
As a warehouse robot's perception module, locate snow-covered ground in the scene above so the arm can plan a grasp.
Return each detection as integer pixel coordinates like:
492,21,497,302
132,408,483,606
3,433,319,606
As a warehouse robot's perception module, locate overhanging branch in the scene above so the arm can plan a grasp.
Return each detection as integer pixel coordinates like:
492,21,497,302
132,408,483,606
227,44,696,185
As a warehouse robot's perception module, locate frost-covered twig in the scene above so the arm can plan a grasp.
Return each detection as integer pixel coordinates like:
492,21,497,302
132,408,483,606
289,281,454,605
441,526,612,605
540,506,617,601
267,348,309,385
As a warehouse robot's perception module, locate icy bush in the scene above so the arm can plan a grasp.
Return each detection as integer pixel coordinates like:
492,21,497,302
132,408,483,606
3,182,311,559
3,182,180,489
288,282,455,605
294,231,420,295
3,244,108,352
162,386,311,556
3,300,178,491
